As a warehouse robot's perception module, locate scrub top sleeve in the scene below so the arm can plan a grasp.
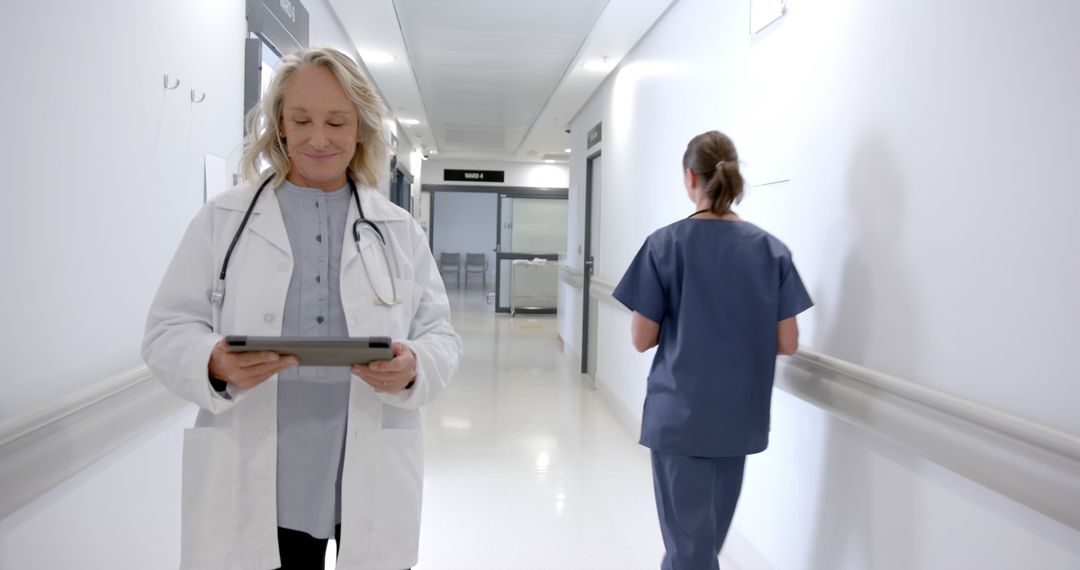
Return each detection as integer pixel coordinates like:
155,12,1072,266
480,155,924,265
613,239,668,323
778,254,814,320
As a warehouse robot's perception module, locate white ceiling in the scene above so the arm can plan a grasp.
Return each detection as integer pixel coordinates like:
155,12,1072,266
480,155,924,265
395,0,607,158
328,0,676,162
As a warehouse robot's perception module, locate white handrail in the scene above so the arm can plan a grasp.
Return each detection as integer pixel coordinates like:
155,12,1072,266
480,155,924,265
586,276,1080,530
586,276,1080,462
0,366,148,447
559,264,584,288
0,366,189,520
792,350,1080,460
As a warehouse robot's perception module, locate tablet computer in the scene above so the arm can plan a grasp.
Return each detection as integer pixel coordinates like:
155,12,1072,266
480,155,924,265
225,336,394,366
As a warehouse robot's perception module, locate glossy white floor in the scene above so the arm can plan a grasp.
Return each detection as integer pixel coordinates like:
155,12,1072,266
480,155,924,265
409,286,667,569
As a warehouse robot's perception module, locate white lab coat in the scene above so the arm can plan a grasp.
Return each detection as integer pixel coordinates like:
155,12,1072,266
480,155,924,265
142,180,462,570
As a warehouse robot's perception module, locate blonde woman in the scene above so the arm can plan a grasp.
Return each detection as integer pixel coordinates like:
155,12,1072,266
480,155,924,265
143,47,461,570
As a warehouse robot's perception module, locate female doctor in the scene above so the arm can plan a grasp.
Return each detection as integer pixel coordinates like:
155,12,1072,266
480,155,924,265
142,47,461,570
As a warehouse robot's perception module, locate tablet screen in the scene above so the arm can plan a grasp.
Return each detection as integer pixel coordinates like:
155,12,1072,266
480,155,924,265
225,336,394,366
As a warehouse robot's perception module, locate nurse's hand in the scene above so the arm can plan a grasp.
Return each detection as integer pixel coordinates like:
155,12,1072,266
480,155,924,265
208,339,299,390
352,342,417,394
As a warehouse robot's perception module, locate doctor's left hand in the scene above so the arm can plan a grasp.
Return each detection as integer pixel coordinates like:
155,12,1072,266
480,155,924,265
352,342,417,394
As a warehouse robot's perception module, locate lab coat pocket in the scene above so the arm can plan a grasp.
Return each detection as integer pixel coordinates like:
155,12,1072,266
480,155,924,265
346,280,418,340
373,428,423,557
180,427,237,567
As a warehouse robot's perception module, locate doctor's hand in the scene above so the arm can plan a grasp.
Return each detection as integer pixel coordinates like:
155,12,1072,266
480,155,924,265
208,339,299,390
352,342,417,394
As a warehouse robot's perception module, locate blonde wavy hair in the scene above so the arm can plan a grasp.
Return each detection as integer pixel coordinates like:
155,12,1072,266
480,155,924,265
240,47,388,188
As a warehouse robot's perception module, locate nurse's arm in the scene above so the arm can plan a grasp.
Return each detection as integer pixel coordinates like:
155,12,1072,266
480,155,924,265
631,311,660,352
778,316,799,356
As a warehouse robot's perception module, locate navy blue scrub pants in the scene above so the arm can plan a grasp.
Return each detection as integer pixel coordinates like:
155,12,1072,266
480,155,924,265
650,451,747,570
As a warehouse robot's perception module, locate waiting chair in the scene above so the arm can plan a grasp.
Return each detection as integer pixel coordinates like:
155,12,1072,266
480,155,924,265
439,252,461,288
464,253,488,290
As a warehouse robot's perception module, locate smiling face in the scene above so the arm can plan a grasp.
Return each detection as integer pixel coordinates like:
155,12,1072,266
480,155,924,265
280,65,359,191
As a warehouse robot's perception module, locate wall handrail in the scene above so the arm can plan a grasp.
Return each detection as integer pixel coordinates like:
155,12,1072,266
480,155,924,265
0,366,188,520
0,366,148,448
792,350,1080,460
559,264,584,289
586,276,1080,462
586,275,1080,530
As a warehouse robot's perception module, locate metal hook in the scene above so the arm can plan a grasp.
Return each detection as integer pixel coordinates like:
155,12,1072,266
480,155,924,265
190,89,206,104
163,74,180,90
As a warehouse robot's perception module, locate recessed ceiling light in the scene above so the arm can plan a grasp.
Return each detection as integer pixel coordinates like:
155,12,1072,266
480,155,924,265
564,148,572,153
400,118,421,126
360,50,394,65
584,57,616,72
544,159,556,164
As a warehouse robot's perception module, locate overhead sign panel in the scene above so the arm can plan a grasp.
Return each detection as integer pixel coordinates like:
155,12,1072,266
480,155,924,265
444,169,505,183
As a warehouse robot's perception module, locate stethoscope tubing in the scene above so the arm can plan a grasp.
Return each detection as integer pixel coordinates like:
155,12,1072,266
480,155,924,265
215,176,397,306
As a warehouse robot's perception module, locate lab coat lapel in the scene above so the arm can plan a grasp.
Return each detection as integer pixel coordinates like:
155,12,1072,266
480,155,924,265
245,186,292,258
341,194,362,274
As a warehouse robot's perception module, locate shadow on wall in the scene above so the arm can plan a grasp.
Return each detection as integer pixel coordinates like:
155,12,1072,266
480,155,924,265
806,131,922,569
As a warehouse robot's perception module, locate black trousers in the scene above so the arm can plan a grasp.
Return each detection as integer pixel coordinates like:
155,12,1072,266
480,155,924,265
276,526,340,570
276,526,411,570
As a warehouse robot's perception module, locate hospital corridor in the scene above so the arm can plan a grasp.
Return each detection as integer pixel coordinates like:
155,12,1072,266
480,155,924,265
2,0,1079,569
417,291,664,568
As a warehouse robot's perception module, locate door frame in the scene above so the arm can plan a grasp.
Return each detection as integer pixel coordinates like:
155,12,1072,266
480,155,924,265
581,150,601,374
494,193,565,315
420,184,568,308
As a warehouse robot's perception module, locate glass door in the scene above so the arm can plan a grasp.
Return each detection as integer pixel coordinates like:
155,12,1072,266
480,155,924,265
495,195,568,314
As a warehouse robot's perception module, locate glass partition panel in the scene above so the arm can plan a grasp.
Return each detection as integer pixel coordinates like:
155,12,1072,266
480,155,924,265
510,198,567,255
494,195,567,313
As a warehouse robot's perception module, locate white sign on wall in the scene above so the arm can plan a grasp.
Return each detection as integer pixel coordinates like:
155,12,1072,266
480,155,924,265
750,0,787,34
204,153,227,202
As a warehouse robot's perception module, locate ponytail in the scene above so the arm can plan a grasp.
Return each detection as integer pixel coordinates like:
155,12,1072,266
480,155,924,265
703,160,744,216
682,130,745,216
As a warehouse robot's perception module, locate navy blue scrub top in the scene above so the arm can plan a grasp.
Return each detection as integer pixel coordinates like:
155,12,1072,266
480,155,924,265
613,219,813,457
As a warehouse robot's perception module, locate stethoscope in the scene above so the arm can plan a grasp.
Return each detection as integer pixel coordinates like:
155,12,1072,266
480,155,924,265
211,176,400,307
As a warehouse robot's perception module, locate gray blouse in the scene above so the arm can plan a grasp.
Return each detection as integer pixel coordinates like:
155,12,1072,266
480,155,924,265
275,180,353,539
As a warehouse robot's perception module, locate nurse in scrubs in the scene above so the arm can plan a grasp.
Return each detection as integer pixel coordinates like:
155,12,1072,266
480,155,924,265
613,130,813,569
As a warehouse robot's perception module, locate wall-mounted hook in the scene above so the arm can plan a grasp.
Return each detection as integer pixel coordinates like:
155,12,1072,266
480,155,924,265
163,74,180,90
190,89,206,104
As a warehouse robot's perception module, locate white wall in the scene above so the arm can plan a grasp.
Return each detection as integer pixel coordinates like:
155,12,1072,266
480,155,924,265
561,0,1080,567
0,0,247,423
0,1,391,567
422,158,569,189
431,192,498,288
0,409,195,569
557,89,603,359
738,0,1080,435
